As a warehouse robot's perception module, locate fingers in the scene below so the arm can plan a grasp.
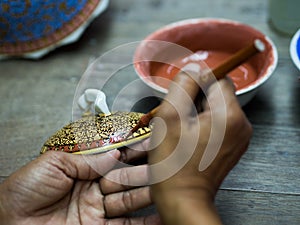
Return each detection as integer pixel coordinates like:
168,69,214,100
202,78,239,112
198,78,252,172
107,214,162,225
104,186,152,217
120,139,150,163
160,63,217,119
201,78,252,138
168,63,201,101
161,63,202,118
42,150,120,180
100,165,149,194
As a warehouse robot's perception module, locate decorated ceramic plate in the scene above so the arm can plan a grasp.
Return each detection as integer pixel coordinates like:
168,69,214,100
41,111,152,155
290,28,300,71
0,0,109,59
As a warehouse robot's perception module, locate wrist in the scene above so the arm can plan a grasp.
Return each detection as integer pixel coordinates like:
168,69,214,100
151,173,217,202
154,190,222,225
152,185,214,210
151,175,223,225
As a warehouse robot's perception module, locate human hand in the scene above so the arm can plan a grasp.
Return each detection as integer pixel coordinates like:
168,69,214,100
0,149,160,225
101,139,161,224
148,64,253,225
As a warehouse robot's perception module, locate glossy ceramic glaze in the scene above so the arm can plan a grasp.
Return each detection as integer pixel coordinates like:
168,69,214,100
0,0,109,59
290,28,300,71
41,111,151,155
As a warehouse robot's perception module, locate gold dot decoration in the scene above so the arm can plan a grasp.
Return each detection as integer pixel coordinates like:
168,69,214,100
41,111,152,155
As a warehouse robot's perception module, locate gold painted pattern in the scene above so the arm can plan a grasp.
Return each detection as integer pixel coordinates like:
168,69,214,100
41,111,152,154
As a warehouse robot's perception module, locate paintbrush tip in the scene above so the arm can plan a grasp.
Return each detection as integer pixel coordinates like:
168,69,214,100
125,111,154,139
254,39,265,52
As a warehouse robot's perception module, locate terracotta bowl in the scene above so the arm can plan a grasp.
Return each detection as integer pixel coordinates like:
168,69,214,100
134,18,278,106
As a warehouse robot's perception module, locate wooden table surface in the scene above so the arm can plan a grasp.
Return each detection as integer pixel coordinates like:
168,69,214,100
1,0,299,224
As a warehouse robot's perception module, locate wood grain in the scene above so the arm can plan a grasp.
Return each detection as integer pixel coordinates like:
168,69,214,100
216,190,300,225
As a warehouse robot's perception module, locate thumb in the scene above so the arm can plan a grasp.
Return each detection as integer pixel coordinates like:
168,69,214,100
41,150,121,180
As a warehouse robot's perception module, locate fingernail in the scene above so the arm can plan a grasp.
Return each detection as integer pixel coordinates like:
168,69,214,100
120,150,127,162
108,149,120,159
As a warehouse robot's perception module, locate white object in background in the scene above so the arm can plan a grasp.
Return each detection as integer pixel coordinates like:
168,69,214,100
77,89,111,115
84,89,102,102
268,0,300,35
78,94,90,110
94,93,111,115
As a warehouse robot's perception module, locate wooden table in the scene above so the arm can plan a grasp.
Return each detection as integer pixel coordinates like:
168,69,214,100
1,0,299,224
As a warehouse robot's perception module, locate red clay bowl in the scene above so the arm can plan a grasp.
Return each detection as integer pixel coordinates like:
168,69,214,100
134,18,278,106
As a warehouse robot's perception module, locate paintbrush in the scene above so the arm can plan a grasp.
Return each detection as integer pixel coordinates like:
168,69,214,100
127,39,265,136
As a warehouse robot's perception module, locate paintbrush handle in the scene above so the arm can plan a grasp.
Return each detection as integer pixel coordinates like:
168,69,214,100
212,39,265,79
148,106,159,117
147,39,265,116
129,107,159,135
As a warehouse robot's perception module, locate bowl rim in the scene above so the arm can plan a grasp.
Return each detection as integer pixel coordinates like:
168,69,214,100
134,18,278,96
290,28,300,71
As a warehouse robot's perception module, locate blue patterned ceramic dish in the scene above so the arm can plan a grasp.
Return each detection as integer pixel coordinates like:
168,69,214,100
0,0,109,59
